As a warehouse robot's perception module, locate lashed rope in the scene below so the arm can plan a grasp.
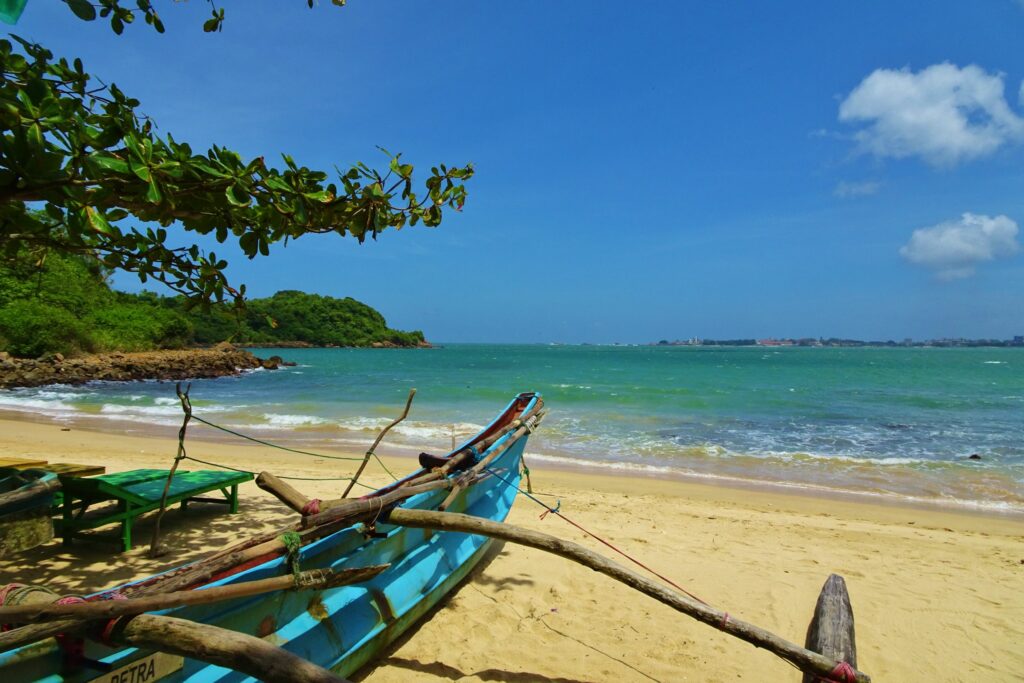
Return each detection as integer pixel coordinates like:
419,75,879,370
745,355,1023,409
190,415,366,463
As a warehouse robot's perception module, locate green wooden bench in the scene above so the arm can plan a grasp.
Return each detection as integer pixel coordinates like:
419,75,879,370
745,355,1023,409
57,469,253,552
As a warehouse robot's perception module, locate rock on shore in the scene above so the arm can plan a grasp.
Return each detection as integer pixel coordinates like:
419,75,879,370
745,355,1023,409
0,344,288,389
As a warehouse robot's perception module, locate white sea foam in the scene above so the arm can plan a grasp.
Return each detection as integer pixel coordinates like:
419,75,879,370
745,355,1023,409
100,404,180,416
260,413,328,427
333,417,486,442
0,395,77,413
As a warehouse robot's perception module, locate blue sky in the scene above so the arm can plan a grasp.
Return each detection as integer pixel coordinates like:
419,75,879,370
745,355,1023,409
11,1,1024,342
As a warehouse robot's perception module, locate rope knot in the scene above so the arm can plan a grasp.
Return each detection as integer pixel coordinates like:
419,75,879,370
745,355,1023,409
279,531,303,583
301,498,322,516
539,499,561,520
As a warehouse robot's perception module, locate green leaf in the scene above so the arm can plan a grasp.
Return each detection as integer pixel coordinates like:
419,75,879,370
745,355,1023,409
64,0,97,21
145,178,162,203
225,184,250,207
83,207,114,235
128,158,152,183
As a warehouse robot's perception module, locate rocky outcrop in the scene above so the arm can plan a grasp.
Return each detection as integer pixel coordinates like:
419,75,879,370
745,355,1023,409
0,345,286,389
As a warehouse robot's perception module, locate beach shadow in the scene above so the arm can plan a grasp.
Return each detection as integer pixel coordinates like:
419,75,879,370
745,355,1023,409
353,540,546,682
368,657,590,683
0,497,293,594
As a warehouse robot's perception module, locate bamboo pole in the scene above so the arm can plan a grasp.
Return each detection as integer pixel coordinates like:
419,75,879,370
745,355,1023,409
397,398,544,491
437,414,540,511
0,566,388,625
341,388,416,498
384,508,871,683
112,614,348,683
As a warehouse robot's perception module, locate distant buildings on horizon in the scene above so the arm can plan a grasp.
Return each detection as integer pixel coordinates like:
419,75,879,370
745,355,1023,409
652,336,1024,348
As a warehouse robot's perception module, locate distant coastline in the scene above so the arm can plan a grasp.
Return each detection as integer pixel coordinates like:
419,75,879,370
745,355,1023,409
652,335,1024,348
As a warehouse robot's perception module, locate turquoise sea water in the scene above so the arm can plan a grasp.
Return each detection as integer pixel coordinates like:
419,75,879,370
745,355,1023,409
1,345,1022,512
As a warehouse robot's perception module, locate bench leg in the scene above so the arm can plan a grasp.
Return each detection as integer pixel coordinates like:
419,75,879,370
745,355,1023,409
230,484,239,514
180,498,189,511
121,504,133,553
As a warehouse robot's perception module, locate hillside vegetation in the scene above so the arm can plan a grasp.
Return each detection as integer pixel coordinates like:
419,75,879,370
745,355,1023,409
0,252,424,357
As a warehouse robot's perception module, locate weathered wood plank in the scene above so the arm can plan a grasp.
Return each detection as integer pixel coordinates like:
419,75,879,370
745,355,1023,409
803,573,857,683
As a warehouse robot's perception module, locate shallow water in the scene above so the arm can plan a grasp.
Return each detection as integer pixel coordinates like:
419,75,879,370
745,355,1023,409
2,345,1022,512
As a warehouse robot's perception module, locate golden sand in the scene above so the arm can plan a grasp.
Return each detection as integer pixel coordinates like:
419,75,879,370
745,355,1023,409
0,416,1021,682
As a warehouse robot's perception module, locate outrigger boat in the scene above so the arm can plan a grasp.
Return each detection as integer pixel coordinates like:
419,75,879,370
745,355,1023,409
0,392,869,682
0,392,543,681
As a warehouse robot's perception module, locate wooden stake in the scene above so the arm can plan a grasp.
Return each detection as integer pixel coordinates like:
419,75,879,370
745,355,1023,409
341,388,416,498
149,383,192,557
257,472,312,513
384,508,871,683
803,574,857,683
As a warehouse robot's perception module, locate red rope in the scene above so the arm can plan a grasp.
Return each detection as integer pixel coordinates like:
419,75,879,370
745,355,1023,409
485,464,712,610
548,510,712,605
301,498,322,516
820,661,858,683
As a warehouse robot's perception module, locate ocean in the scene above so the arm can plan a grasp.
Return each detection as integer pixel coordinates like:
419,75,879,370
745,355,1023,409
1,344,1022,513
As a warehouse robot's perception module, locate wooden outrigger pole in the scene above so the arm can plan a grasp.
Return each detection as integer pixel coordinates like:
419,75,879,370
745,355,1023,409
383,508,869,683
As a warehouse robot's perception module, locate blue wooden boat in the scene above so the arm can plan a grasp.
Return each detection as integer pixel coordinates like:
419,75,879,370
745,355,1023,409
0,392,542,682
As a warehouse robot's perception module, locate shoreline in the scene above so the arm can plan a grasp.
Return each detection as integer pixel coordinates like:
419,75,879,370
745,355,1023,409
2,405,1021,522
0,414,1022,680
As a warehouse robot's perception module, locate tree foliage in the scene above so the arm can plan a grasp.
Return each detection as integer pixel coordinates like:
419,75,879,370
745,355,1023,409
0,249,424,357
182,290,426,348
0,249,191,356
0,3,472,305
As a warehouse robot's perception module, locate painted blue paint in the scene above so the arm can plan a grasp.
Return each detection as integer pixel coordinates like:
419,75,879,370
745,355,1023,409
0,393,539,682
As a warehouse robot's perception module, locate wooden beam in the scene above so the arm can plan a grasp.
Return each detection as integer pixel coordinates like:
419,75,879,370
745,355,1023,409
112,614,348,683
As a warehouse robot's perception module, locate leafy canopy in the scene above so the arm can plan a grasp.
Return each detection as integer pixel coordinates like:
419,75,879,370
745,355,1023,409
0,2,472,305
0,248,424,357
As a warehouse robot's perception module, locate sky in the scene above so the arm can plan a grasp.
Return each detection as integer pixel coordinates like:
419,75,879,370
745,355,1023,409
9,1,1024,343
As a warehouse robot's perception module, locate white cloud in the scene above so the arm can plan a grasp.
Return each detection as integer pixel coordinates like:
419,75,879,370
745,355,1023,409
899,213,1020,280
839,63,1024,166
833,180,880,198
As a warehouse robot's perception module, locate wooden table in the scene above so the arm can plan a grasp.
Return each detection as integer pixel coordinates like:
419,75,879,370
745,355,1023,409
57,469,254,552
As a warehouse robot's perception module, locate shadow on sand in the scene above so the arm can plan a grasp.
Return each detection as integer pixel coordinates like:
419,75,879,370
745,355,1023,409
0,496,294,594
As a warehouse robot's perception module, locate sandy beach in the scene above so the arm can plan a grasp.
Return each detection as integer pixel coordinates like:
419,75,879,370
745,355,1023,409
1,415,1022,682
